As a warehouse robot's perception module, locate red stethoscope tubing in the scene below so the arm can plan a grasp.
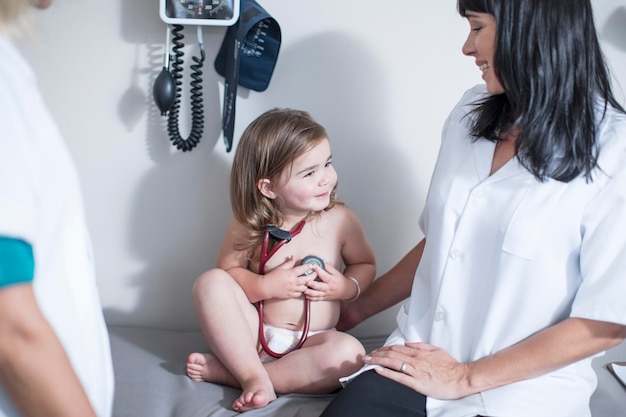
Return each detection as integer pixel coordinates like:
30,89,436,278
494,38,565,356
256,221,310,359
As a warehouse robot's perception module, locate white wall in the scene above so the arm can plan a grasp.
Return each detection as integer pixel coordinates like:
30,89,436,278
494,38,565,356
19,0,626,337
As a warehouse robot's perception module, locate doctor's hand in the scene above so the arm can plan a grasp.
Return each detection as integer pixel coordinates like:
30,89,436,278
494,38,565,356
303,263,346,301
363,342,474,400
264,256,316,299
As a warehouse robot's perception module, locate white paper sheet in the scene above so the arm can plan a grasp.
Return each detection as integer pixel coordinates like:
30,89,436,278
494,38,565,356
338,364,383,387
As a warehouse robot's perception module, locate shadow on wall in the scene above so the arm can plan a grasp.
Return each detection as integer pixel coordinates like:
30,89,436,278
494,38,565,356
602,6,626,52
106,19,422,335
104,146,232,330
105,0,234,330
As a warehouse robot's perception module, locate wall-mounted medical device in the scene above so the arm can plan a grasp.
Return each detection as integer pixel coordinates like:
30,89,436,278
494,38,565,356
153,0,240,152
154,0,280,153
160,0,239,26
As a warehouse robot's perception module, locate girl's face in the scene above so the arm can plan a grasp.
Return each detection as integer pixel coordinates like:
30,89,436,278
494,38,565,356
462,11,505,95
266,138,337,219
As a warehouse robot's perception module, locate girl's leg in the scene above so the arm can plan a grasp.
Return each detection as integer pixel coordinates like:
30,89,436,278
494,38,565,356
264,331,366,394
187,269,274,412
320,370,427,417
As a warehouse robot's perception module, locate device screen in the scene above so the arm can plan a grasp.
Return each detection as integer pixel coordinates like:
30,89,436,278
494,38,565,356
165,0,235,21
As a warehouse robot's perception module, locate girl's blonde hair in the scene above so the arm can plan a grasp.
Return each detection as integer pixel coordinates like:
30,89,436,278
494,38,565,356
230,108,338,255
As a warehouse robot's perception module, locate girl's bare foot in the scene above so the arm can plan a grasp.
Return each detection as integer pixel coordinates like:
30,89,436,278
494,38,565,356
186,352,276,411
186,352,234,385
232,378,277,412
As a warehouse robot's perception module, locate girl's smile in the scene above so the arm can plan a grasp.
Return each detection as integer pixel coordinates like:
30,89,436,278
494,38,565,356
260,138,337,220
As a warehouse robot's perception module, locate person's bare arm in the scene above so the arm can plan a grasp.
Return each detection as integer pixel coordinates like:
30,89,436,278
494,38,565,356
216,217,311,303
336,208,376,299
337,238,425,331
0,284,97,417
303,207,376,302
215,217,262,299
465,318,626,394
367,317,626,400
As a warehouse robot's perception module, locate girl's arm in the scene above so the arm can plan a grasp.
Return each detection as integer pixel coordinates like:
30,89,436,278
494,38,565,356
216,217,311,303
214,217,264,301
337,208,376,300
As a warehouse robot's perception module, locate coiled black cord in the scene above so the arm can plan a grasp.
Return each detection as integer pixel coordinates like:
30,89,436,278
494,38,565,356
167,25,205,152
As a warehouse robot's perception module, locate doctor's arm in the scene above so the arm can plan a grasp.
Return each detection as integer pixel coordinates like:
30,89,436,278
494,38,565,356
337,238,425,331
0,284,97,417
366,316,626,400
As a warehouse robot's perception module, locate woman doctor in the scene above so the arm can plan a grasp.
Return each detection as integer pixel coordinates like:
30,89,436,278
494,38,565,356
321,0,626,416
0,1,114,416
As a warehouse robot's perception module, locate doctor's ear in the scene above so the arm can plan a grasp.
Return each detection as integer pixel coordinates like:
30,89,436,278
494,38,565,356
257,179,277,199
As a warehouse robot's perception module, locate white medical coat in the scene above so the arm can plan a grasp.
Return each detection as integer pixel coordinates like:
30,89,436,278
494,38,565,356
388,85,626,417
0,37,114,417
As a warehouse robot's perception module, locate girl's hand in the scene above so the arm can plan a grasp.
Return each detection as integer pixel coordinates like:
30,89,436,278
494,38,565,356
303,263,350,301
363,342,473,400
265,256,315,299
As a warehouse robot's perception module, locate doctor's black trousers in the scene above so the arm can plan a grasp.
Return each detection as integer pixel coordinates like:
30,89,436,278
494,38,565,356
319,370,427,417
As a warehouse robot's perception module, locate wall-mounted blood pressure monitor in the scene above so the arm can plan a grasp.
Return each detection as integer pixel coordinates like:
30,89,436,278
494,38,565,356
155,0,244,152
160,0,240,26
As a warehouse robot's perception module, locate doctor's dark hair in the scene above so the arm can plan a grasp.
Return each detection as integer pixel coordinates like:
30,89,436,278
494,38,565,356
457,0,626,182
230,108,337,254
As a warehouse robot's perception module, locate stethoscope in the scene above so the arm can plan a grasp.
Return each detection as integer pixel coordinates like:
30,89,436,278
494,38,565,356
256,221,324,359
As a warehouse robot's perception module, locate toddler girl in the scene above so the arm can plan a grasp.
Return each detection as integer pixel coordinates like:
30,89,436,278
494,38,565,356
186,108,376,412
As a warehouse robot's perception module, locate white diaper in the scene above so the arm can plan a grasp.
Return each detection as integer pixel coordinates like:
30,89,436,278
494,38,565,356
258,323,334,363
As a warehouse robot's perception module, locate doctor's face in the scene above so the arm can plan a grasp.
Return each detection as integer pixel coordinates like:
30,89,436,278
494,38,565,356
462,11,505,95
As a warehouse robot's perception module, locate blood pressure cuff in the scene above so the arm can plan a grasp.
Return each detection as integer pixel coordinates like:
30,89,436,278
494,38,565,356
0,237,34,287
214,0,281,152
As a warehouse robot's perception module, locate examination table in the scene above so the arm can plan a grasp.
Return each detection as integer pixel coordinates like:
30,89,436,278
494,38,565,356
109,325,626,417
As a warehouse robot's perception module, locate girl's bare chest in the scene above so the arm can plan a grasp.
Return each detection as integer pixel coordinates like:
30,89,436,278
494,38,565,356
252,226,343,273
